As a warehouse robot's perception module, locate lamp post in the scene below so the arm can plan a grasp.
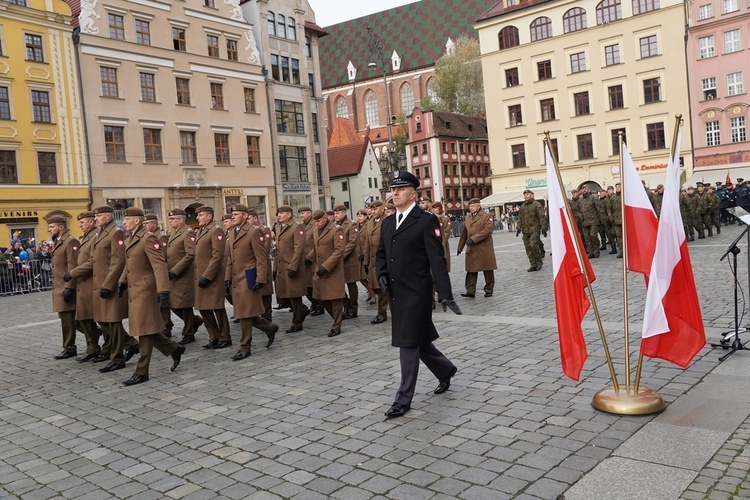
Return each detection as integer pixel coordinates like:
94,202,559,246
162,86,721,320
367,26,396,181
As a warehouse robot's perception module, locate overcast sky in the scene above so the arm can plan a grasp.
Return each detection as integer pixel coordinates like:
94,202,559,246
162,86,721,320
310,0,420,27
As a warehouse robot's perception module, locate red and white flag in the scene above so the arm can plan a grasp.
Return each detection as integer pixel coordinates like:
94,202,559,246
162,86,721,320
622,144,658,277
641,129,706,366
546,144,595,380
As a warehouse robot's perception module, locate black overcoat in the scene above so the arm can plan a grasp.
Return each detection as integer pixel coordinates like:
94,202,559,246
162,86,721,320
376,206,453,348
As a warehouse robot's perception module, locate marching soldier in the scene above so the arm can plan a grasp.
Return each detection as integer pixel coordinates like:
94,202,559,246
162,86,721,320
334,204,361,320
166,209,203,344
355,209,374,304
736,178,750,218
680,189,693,241
696,183,713,237
307,209,346,337
363,200,389,323
517,190,548,272
457,198,497,297
578,185,600,258
686,185,705,239
273,205,309,332
595,190,610,251
222,213,233,233
144,213,171,337
653,184,664,218
607,183,623,258
707,185,721,235
48,215,79,359
119,207,184,386
299,206,323,316
430,201,452,308
248,210,275,321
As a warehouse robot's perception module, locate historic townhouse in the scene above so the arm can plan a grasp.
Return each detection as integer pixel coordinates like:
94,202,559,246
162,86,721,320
0,0,89,248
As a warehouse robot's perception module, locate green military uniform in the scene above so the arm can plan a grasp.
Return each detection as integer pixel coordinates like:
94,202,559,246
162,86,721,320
578,189,600,257
680,191,693,241
607,188,623,257
518,193,548,271
686,187,705,238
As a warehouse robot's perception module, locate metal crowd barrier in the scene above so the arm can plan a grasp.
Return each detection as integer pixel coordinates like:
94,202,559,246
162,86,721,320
0,259,53,296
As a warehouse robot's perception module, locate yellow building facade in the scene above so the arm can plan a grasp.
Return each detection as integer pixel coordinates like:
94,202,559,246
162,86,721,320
0,0,89,249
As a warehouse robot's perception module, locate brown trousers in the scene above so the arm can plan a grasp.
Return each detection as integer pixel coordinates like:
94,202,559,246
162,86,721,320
59,310,76,352
238,316,277,353
199,308,231,342
343,282,359,314
100,322,137,366
134,333,179,376
171,307,196,337
289,297,310,327
76,318,101,355
160,307,173,335
321,299,343,332
262,295,272,321
465,271,495,295
376,288,388,317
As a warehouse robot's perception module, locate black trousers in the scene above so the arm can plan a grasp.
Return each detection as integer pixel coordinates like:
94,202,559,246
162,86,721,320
395,342,455,407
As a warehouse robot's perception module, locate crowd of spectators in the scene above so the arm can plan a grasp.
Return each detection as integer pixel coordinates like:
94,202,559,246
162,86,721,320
0,238,52,295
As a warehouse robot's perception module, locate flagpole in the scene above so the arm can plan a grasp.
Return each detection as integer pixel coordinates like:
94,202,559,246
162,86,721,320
617,131,632,391
544,133,619,392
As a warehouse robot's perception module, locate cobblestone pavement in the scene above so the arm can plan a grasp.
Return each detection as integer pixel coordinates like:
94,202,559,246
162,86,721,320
0,225,747,499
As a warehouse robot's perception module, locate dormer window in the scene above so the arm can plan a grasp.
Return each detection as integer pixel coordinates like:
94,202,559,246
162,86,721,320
445,121,451,129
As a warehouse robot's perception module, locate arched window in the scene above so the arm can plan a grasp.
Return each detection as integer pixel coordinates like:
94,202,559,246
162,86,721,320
267,12,276,36
633,0,659,15
364,91,379,127
400,83,414,114
426,78,438,103
530,17,552,42
563,7,587,33
596,0,621,24
287,17,296,40
498,26,520,50
277,14,286,39
335,97,348,118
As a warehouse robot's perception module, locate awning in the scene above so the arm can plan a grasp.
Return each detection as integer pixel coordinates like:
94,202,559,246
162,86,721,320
481,188,548,207
684,166,750,187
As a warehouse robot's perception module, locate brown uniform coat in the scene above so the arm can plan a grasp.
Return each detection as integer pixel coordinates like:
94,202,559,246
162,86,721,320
193,223,226,310
356,220,369,281
259,225,274,298
339,219,360,283
437,214,452,272
457,211,497,272
307,221,345,300
302,218,315,288
363,216,383,289
225,222,267,318
273,221,306,299
91,220,128,322
166,224,195,309
120,226,170,336
51,230,78,313
70,228,95,320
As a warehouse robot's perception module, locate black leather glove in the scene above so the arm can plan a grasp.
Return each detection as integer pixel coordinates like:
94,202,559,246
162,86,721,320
358,252,364,262
251,282,264,290
117,282,127,297
378,276,389,294
441,299,462,315
62,288,74,303
168,270,177,281
100,287,113,299
198,276,211,288
157,292,170,309
364,264,369,274
466,238,474,246
225,280,231,295
287,269,296,279
316,266,328,277
542,230,548,238
63,272,72,282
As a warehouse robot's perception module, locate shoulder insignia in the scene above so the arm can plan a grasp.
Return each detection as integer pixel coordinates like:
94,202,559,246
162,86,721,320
354,227,358,232
299,230,304,235
117,239,124,246
154,243,161,249
338,234,344,240
190,236,195,241
161,242,167,247
217,234,223,240
434,228,441,238
72,245,78,251
259,236,264,242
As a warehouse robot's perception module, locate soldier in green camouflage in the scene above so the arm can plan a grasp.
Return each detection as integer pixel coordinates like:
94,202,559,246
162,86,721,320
595,190,611,252
653,184,664,218
685,186,705,239
707,185,721,235
696,183,712,237
680,189,693,241
518,190,548,272
578,185,601,258
607,183,623,258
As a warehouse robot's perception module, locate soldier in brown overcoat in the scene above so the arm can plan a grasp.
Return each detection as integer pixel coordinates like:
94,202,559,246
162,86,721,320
144,213,172,336
298,206,322,315
48,215,79,359
193,206,231,349
457,198,497,298
273,205,309,332
307,209,346,337
334,205,361,319
249,211,274,321
119,207,184,386
166,208,202,344
363,200,389,324
65,211,101,361
224,204,278,361
91,206,138,372
355,209,374,303
430,202,452,272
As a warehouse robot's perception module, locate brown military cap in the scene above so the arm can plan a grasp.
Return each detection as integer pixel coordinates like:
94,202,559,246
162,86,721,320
333,204,347,212
325,210,335,216
123,207,145,217
370,200,383,208
248,210,258,217
431,201,443,210
298,206,312,213
93,205,114,214
385,203,395,211
144,213,158,221
47,215,67,224
277,205,293,213
77,211,95,220
196,205,214,214
468,198,481,204
357,209,367,216
312,209,326,220
168,208,186,217
231,204,249,213
222,213,232,220
420,197,432,203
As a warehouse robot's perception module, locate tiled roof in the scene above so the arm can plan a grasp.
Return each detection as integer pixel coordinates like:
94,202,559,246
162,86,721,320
63,0,80,27
328,118,363,148
432,111,488,139
477,0,556,23
319,0,498,89
327,118,370,178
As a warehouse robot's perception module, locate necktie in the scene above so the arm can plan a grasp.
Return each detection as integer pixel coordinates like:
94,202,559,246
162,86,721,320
397,213,403,225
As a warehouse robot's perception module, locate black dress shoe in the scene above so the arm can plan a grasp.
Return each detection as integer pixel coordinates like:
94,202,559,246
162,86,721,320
191,316,204,334
484,292,493,298
171,345,185,372
203,339,220,349
309,307,325,316
273,303,286,310
178,336,195,345
285,325,303,333
343,311,358,320
460,293,475,298
76,353,98,363
527,266,537,272
609,249,618,254
231,350,250,361
124,345,139,362
92,353,110,363
214,340,232,349
164,331,172,338
54,350,77,360
99,362,125,373
123,374,149,386
371,315,387,324
328,329,340,337
384,403,410,419
434,366,457,394
266,325,279,348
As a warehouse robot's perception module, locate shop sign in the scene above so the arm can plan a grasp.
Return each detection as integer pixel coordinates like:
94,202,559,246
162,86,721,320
525,178,547,188
222,188,243,195
696,152,750,167
282,183,310,191
0,210,40,223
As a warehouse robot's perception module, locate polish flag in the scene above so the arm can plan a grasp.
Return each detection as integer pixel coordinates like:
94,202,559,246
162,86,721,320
546,144,595,380
622,144,658,277
641,129,706,366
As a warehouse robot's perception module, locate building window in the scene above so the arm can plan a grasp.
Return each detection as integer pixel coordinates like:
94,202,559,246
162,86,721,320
730,117,746,143
574,91,590,116
0,87,10,120
31,90,51,123
699,35,715,59
577,133,594,159
8,0,27,5
108,14,124,40
633,0,659,15
412,145,418,157
498,26,520,50
210,82,224,109
640,35,657,58
596,0,622,24
267,12,276,36
37,152,57,184
100,67,118,97
205,0,214,6
135,20,151,45
214,133,230,164
563,7,587,33
207,35,219,57
540,98,555,121
605,44,620,66
281,56,290,82
530,16,552,42
608,84,624,109
104,125,126,161
570,52,586,73
505,67,519,87
511,144,526,168
422,143,428,154
702,77,717,100
25,34,44,62
277,14,286,39
244,87,256,112
537,60,552,80
724,29,741,53
400,83,414,113
143,128,162,162
305,36,312,57
312,113,319,143
643,77,661,103
699,4,712,19
724,0,738,13
270,54,280,80
176,78,190,105
646,122,666,150
139,73,156,102
508,104,523,126
341,180,348,192
247,136,260,165
706,121,721,146
335,97,348,118
365,91,378,127
308,74,315,96
611,128,626,155
287,17,296,41
291,58,300,85
172,28,186,51
180,131,197,164
728,72,744,96
227,39,238,61
275,100,304,134
0,151,17,184
279,145,308,182
416,122,422,132
315,153,322,184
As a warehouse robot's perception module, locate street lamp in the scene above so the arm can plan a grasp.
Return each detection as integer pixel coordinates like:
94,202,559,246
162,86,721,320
367,26,396,181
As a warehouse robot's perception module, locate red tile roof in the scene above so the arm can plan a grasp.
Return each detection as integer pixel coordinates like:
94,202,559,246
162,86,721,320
327,119,371,179
328,118,363,148
477,0,556,23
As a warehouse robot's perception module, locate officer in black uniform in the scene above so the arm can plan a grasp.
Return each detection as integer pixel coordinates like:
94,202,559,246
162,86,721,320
734,178,748,224
716,182,731,225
